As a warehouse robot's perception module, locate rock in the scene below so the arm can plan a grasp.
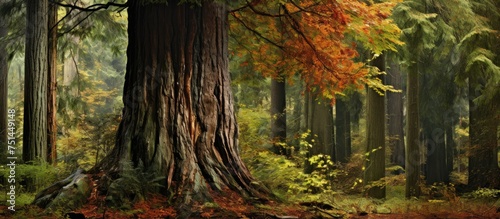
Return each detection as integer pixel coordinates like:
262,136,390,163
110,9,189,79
46,174,92,211
375,206,391,214
32,168,92,212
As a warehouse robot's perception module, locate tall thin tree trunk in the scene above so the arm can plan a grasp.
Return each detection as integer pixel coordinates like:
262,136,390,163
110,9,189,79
47,1,58,164
271,77,287,155
364,54,386,199
289,81,303,150
23,0,48,163
335,96,350,163
386,54,405,168
96,1,269,211
0,11,8,164
406,56,421,198
304,90,335,173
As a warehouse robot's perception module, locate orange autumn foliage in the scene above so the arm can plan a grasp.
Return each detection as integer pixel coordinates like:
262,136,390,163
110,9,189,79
229,0,402,98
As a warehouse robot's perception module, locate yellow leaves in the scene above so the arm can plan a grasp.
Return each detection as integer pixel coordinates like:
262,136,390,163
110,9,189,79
81,89,119,112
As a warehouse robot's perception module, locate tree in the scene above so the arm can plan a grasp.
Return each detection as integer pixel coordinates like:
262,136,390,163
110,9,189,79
47,0,58,164
412,0,461,186
271,77,287,155
92,0,269,211
393,0,439,198
386,52,405,168
458,0,500,189
348,90,363,132
0,1,8,164
23,0,48,163
405,49,420,198
468,81,499,189
335,94,350,163
304,90,335,173
363,54,386,199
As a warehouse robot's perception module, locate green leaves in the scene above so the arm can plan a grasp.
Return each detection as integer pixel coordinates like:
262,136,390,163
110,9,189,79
454,0,500,106
392,1,438,53
462,48,500,105
346,1,404,54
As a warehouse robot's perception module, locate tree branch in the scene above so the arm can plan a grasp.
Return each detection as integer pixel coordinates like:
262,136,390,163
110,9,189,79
50,1,128,37
49,0,128,12
288,1,325,17
229,12,284,50
282,5,338,79
57,10,96,37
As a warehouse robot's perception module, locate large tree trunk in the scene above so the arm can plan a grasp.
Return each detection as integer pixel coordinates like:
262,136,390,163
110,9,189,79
335,96,350,163
23,0,48,163
271,77,287,155
405,55,421,198
0,10,8,164
304,90,335,174
95,0,269,208
47,1,58,164
468,81,500,189
386,54,405,168
363,54,386,199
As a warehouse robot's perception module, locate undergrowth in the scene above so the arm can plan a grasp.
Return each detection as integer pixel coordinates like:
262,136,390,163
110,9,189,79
237,105,500,217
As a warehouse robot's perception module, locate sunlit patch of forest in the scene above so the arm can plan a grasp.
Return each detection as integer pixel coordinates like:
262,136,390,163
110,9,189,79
0,0,499,218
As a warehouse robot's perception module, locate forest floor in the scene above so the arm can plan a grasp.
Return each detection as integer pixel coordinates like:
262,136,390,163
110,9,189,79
1,189,499,219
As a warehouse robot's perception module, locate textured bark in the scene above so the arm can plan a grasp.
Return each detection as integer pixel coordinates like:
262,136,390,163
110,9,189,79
47,1,58,164
271,78,287,155
386,54,405,168
23,0,48,162
335,96,350,163
304,90,335,174
468,81,500,189
363,54,386,199
0,11,8,164
96,1,269,208
406,56,421,198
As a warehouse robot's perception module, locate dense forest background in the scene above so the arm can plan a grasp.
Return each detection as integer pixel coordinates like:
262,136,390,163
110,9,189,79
0,0,499,218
